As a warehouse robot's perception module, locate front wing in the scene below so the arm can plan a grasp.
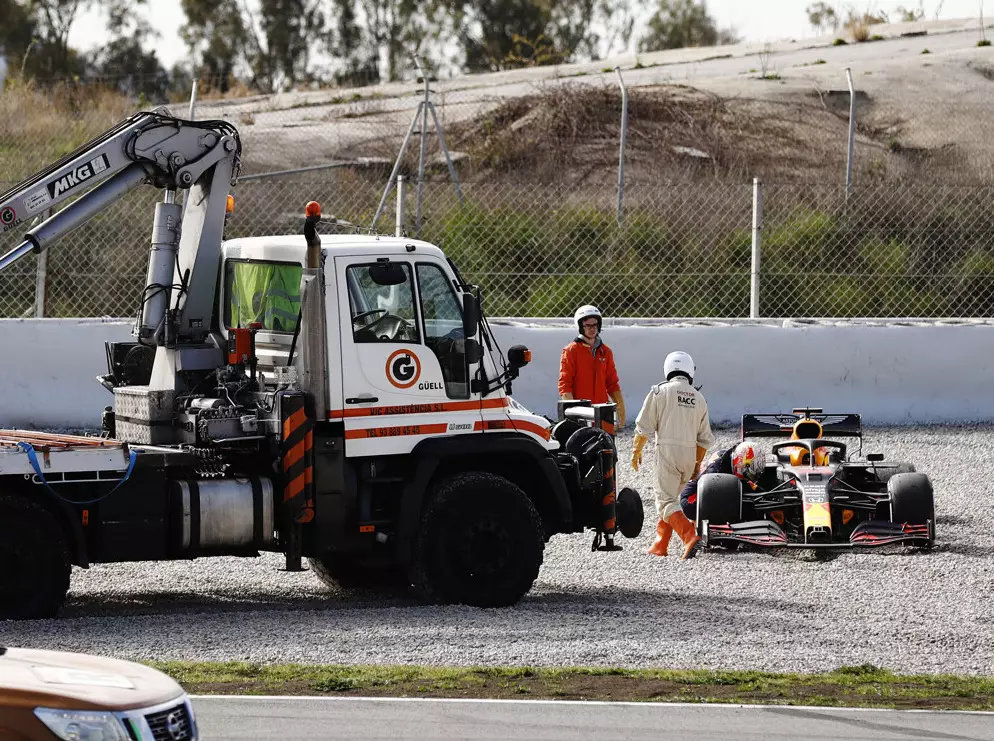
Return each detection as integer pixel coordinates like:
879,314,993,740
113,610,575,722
702,519,932,549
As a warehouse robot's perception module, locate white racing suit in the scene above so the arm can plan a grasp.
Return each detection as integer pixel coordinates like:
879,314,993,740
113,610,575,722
634,377,715,520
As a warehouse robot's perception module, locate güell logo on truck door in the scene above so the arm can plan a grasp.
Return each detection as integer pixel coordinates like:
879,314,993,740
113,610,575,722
386,349,421,389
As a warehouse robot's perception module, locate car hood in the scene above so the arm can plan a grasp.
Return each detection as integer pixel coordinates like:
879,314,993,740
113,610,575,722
0,647,184,711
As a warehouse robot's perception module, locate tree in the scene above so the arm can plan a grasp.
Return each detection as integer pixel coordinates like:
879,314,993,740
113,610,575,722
180,0,249,92
88,38,169,100
439,0,557,72
88,0,168,100
0,0,38,80
18,0,90,79
638,0,738,53
327,0,379,84
593,0,643,60
896,3,925,22
238,0,326,91
806,2,839,33
550,0,649,62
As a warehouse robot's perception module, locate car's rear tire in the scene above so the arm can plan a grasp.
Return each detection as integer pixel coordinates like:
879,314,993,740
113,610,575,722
889,472,935,549
414,472,544,607
695,473,742,535
0,496,70,619
874,462,916,484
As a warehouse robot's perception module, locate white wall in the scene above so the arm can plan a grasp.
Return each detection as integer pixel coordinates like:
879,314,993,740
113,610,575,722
1,319,134,428
1,318,991,428
495,321,992,424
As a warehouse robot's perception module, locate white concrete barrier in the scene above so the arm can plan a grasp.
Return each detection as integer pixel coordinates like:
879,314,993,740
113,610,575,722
0,319,134,428
494,320,992,424
1,318,991,428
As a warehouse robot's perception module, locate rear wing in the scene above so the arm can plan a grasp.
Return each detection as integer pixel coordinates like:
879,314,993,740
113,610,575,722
741,411,862,440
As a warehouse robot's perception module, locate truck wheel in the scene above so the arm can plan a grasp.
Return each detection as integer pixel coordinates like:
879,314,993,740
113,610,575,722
414,472,544,608
308,555,408,591
0,496,70,619
889,472,935,548
695,473,742,534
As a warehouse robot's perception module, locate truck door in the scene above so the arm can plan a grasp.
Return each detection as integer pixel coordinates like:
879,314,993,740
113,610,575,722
334,256,482,455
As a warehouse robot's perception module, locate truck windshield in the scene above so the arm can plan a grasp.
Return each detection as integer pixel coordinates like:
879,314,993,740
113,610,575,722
225,260,302,332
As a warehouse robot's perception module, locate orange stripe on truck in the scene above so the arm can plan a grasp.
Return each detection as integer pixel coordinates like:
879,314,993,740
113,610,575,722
328,398,508,419
283,437,309,471
474,419,551,440
282,408,307,439
344,423,449,440
284,473,307,502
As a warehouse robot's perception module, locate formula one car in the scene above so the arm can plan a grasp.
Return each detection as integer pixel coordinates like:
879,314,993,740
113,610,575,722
695,408,935,551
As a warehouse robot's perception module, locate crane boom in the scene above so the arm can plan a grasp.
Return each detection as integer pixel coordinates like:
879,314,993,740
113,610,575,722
0,106,241,334
0,107,243,391
0,109,240,249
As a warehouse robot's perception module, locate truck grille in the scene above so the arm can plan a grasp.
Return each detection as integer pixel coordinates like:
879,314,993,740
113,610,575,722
145,702,194,741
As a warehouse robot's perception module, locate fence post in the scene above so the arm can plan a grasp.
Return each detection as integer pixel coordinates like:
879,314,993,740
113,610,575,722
188,79,199,120
34,206,53,317
415,57,430,237
34,250,47,317
845,67,856,200
614,66,628,228
395,175,406,237
751,178,763,319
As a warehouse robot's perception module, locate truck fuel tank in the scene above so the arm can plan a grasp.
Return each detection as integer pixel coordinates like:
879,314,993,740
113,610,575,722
171,476,274,555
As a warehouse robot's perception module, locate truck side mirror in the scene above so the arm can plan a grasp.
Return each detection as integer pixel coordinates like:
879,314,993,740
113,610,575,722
867,453,884,462
462,292,480,337
507,345,531,370
465,338,483,365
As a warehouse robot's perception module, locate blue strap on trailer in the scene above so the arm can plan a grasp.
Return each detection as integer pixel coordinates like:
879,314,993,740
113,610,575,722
16,441,139,505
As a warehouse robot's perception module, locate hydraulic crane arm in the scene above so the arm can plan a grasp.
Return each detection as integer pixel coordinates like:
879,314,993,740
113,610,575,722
0,108,241,345
0,108,240,266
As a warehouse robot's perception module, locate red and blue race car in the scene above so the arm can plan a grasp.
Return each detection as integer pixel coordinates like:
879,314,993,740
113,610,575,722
695,408,935,551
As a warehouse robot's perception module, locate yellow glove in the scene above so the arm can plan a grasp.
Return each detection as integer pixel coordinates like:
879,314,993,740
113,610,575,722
631,433,648,472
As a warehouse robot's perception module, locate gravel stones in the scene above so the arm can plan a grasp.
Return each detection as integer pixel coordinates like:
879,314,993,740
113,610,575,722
1,425,991,676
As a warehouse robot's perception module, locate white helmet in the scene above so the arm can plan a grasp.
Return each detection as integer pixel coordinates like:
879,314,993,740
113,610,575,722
664,351,695,382
573,304,602,333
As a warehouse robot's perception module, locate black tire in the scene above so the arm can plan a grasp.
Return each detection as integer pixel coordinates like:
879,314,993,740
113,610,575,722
565,426,616,462
616,487,645,539
874,462,916,485
308,555,409,591
550,418,583,449
414,472,544,608
695,473,742,534
890,472,935,532
0,496,70,619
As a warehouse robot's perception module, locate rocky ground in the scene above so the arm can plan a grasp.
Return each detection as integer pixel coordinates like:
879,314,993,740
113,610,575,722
2,425,990,676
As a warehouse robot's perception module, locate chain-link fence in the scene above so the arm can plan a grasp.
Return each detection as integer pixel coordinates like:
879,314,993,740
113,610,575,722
3,49,994,319
3,176,993,319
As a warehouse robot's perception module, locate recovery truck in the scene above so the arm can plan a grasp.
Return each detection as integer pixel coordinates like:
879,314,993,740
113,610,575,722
0,109,644,619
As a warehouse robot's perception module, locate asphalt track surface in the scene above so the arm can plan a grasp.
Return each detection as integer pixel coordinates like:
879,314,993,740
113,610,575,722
190,696,994,741
1,425,991,678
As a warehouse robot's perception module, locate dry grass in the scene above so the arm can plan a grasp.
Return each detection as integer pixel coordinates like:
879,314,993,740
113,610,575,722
437,82,917,185
0,79,133,183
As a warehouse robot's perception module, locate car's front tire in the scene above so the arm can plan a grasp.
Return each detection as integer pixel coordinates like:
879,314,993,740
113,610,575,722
695,473,743,536
889,472,935,549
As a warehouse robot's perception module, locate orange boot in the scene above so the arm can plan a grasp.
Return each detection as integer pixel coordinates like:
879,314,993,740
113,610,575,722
666,511,701,560
647,518,673,556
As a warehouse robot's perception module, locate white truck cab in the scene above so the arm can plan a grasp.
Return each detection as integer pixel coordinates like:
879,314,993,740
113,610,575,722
221,234,553,458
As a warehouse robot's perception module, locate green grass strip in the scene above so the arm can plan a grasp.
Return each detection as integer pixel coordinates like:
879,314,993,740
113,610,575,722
148,661,994,710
